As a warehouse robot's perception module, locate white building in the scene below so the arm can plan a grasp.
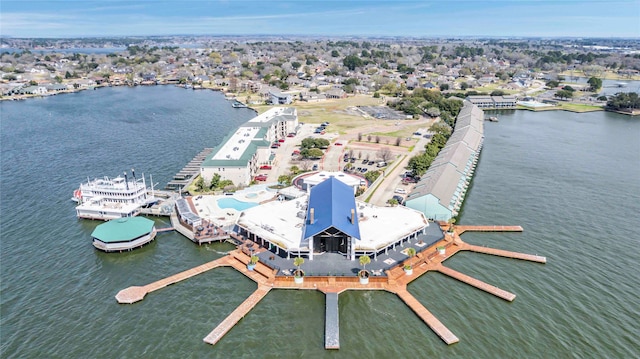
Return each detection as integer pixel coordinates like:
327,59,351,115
200,107,298,186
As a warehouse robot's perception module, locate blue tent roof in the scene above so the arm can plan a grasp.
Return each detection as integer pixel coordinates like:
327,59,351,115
303,177,360,240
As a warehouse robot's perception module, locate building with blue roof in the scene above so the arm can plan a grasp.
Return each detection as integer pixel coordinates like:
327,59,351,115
235,176,429,262
303,177,360,259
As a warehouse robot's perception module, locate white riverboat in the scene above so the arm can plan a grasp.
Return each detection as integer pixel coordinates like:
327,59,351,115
74,170,154,220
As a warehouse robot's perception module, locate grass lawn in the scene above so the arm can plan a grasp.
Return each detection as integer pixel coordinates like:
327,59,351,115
254,94,432,137
556,102,604,112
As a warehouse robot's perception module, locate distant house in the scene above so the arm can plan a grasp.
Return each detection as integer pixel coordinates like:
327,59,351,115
466,95,517,109
269,90,293,105
325,88,347,99
423,82,437,89
300,92,326,102
45,83,68,92
19,86,47,95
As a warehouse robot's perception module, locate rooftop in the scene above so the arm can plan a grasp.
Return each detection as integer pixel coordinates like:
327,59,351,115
91,217,155,243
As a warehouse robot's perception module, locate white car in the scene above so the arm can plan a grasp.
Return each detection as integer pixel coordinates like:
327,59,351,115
395,188,407,194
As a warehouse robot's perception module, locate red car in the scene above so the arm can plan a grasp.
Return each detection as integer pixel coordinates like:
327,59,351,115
334,142,343,146
260,165,272,170
278,138,285,143
255,174,267,181
287,133,296,137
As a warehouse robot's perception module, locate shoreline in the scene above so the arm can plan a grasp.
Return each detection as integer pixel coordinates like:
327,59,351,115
2,82,638,117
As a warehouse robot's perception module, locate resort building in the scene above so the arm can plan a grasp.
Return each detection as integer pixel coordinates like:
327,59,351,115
300,171,365,194
200,107,298,186
235,176,428,261
405,101,484,221
466,95,517,109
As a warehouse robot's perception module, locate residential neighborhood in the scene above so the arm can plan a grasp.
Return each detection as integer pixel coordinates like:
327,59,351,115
2,36,639,112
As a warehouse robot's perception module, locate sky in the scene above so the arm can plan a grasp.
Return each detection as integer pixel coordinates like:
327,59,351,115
1,0,639,39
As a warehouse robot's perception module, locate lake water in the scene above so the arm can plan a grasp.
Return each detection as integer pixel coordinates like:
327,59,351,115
1,88,639,358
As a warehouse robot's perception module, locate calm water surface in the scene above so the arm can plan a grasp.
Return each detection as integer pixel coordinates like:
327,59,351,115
1,88,639,358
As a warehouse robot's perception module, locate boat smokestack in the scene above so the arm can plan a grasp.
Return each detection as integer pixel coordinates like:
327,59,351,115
351,209,355,224
123,171,129,190
131,168,136,182
310,208,314,224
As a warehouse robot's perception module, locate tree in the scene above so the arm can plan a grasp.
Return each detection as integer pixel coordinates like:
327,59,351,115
359,255,371,275
378,147,393,162
439,83,449,91
278,174,292,186
546,80,560,88
331,50,340,58
343,55,363,70
300,148,324,159
555,89,573,100
395,137,402,146
425,107,441,118
209,173,221,189
587,77,602,92
357,133,363,141
293,257,304,275
460,82,469,90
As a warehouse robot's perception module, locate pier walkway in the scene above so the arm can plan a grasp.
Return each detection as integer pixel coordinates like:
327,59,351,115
203,284,272,345
461,243,547,263
324,292,340,349
435,264,516,301
115,257,230,304
395,288,459,344
115,222,546,348
454,225,523,235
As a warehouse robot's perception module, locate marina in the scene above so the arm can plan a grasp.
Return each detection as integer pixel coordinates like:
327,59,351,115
165,148,214,191
2,86,638,358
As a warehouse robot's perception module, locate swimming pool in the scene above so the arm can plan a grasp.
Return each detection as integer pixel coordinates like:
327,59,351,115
217,197,259,211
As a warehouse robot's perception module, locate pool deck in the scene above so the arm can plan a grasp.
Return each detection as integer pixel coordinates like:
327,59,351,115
115,223,546,349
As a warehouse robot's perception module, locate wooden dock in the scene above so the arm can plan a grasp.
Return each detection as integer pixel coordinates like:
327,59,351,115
455,225,523,235
203,284,271,345
395,288,459,344
435,264,516,301
115,222,546,348
115,256,230,303
462,243,547,263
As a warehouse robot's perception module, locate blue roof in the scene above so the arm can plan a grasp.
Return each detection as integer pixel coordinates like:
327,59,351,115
303,177,361,240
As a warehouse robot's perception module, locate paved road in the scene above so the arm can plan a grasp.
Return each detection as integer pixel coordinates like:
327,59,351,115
367,135,430,206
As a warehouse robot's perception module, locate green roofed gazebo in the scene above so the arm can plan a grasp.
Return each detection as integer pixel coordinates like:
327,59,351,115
91,217,157,252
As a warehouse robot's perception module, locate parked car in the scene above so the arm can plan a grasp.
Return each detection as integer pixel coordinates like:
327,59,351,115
395,188,407,194
287,133,296,137
376,161,387,167
335,142,343,146
255,174,267,181
392,195,404,205
260,165,272,170
278,138,285,143
312,164,318,171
